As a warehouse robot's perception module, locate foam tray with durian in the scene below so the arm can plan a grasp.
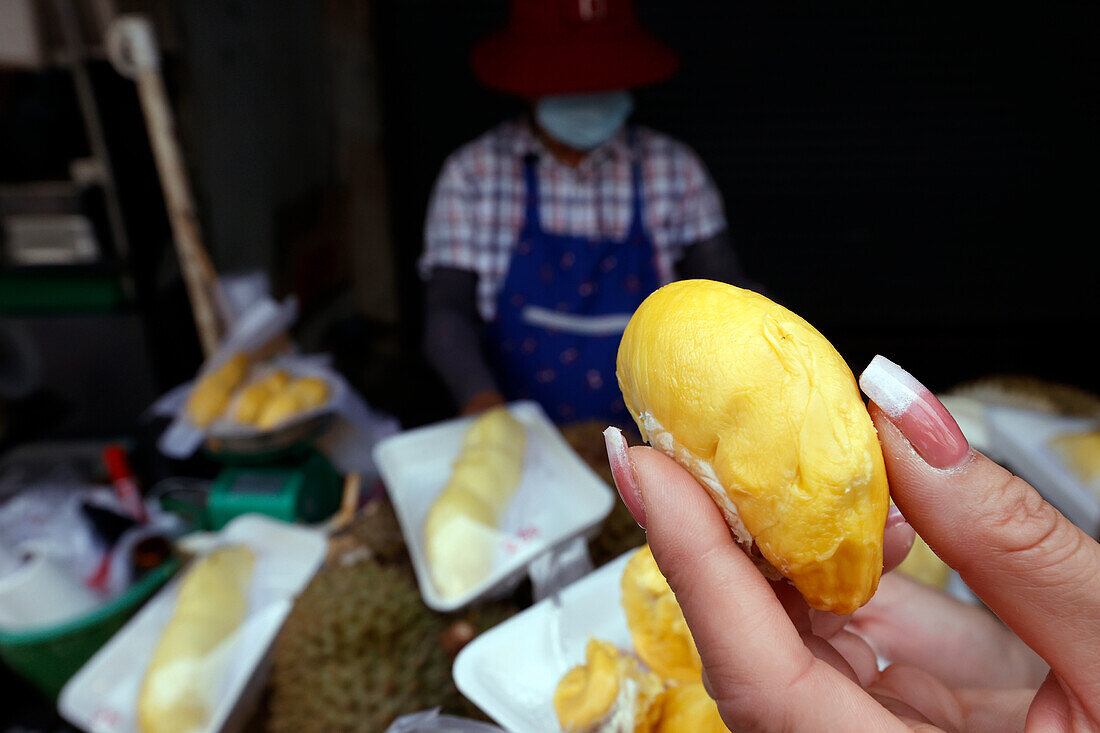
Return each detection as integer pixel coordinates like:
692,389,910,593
452,546,727,732
373,401,616,612
58,515,327,733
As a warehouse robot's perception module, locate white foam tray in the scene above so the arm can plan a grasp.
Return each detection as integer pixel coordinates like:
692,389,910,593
454,549,637,732
373,401,615,612
985,405,1100,536
58,515,327,733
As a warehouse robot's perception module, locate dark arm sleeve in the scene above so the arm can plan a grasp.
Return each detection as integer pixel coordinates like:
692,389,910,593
422,266,500,408
675,228,767,295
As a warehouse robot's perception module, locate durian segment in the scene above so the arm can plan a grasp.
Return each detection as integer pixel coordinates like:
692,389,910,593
254,375,332,430
286,376,329,408
621,546,701,683
423,407,527,599
462,406,522,451
233,370,291,425
553,638,665,733
423,494,499,599
449,444,524,508
656,682,727,733
616,280,889,614
256,392,302,431
896,532,950,589
137,545,255,733
185,353,251,427
1049,430,1100,498
554,639,621,731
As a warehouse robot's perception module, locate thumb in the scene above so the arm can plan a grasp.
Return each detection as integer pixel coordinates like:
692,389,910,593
860,355,1100,708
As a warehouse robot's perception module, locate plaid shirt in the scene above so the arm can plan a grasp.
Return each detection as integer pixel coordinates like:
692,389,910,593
420,118,727,320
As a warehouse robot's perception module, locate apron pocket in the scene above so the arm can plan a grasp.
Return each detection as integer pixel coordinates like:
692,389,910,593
520,305,633,336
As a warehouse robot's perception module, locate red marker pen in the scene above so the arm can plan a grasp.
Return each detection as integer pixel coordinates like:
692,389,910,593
102,445,149,524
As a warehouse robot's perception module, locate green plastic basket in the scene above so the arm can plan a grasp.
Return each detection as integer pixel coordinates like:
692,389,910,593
0,559,179,699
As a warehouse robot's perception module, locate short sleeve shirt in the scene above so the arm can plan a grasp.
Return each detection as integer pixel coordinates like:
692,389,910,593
419,119,727,320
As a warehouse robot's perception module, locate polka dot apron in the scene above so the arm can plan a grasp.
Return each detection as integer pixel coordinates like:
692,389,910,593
489,138,659,424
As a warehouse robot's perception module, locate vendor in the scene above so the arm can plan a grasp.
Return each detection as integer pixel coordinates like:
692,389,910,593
421,0,760,423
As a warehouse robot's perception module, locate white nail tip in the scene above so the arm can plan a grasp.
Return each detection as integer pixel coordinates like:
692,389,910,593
859,355,924,419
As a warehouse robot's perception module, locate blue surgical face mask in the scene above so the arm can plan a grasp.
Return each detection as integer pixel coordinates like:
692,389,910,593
534,91,634,151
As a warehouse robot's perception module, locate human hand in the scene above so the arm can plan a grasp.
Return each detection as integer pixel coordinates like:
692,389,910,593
845,572,1048,691
460,389,506,416
604,355,1100,731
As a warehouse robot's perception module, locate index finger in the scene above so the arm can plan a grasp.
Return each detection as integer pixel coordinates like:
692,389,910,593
624,444,906,732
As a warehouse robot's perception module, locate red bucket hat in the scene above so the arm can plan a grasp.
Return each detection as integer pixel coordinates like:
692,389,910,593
471,0,680,98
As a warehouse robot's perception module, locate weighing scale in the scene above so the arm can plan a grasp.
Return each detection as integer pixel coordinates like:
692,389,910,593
206,449,342,530
164,414,344,530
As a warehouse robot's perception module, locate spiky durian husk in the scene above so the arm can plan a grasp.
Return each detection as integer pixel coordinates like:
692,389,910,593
269,499,520,732
268,558,464,732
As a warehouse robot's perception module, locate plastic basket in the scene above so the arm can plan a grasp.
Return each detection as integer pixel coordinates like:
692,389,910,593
0,558,179,699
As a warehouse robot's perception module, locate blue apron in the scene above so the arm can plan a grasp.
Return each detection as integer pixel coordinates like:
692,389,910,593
489,138,659,424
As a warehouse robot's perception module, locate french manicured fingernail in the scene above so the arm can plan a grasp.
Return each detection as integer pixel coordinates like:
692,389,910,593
604,426,646,529
859,355,970,469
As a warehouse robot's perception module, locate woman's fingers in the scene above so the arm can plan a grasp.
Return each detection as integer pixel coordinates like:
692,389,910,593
614,442,908,732
884,506,917,571
850,573,1048,689
860,355,1100,711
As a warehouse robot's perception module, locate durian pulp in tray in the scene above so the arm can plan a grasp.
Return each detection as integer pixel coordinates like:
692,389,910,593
374,401,616,612
58,515,326,733
454,550,636,732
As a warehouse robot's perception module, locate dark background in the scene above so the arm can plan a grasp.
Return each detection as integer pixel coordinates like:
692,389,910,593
2,1,1099,439
374,0,1100,401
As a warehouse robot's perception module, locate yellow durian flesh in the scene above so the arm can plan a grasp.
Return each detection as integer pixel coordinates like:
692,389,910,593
286,376,329,408
233,385,269,425
207,353,250,389
450,445,524,508
261,370,291,392
656,682,726,733
186,352,251,427
423,407,527,599
233,370,292,425
896,533,950,589
462,406,522,450
625,650,668,733
616,280,888,614
137,545,254,733
423,486,498,599
554,639,621,732
621,546,701,683
256,391,302,431
1050,430,1100,493
251,375,330,430
553,639,665,733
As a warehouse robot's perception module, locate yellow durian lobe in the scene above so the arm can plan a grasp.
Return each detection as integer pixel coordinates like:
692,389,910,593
616,280,889,614
621,546,701,682
554,639,621,732
656,682,726,733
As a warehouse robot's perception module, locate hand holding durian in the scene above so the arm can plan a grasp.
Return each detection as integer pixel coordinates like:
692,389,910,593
602,280,1100,731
